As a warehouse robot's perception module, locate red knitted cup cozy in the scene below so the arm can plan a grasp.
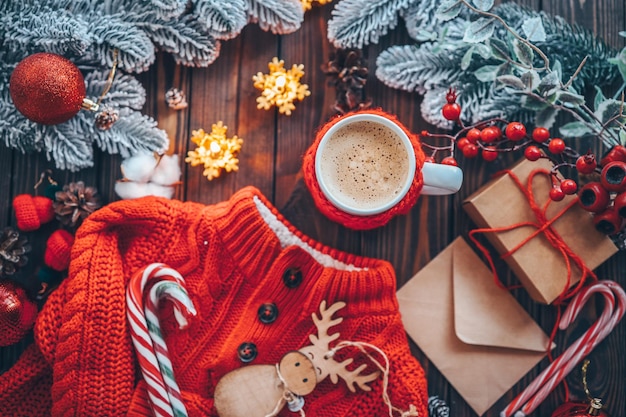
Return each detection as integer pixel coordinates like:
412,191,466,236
12,195,55,232
302,109,425,230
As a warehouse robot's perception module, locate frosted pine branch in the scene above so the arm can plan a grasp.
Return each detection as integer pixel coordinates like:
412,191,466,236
246,0,304,34
376,44,465,94
327,0,414,49
92,109,169,159
193,0,248,40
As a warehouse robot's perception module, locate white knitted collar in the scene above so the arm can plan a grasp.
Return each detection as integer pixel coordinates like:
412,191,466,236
253,196,363,271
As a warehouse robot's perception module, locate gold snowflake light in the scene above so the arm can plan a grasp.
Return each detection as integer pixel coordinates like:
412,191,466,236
253,57,310,116
185,121,243,180
301,0,332,11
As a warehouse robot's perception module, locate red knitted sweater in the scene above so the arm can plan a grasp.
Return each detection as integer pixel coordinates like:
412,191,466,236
0,187,428,416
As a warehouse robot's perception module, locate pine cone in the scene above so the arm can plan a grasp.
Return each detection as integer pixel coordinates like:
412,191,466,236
95,106,120,130
428,396,450,417
321,48,372,114
0,227,30,277
165,87,188,110
53,182,102,230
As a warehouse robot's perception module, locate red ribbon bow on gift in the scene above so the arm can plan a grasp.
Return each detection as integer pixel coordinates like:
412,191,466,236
468,168,598,304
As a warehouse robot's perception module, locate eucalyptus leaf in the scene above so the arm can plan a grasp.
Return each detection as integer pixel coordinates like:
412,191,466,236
461,47,474,71
559,121,593,138
474,65,500,82
496,74,525,90
496,62,512,76
435,0,463,22
520,70,540,90
552,60,563,81
463,17,495,43
535,106,559,129
489,38,510,61
521,94,549,111
556,90,585,107
594,99,623,124
513,39,534,66
474,43,492,59
412,29,438,42
471,0,494,12
594,86,607,110
521,17,546,42
537,71,560,96
608,50,626,80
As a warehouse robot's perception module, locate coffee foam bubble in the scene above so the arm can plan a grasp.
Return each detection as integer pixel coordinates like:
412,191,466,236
318,120,410,211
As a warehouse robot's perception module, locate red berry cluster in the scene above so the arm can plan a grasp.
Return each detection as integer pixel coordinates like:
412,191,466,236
422,89,626,236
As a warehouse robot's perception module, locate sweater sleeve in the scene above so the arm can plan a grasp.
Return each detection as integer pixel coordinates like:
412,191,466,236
45,197,188,416
0,343,53,417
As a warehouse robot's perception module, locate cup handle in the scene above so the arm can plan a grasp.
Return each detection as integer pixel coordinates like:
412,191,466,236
420,162,464,195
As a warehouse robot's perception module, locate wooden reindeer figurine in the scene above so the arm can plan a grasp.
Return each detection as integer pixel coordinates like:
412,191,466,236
213,300,380,417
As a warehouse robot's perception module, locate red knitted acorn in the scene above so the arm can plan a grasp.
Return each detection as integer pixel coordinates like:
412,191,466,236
0,280,38,347
13,194,55,231
44,229,74,272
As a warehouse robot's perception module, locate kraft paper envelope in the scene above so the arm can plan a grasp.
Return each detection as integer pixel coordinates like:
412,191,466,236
397,237,553,416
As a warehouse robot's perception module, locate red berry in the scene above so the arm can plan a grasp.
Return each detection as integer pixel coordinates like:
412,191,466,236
445,88,458,104
441,156,458,166
456,137,470,150
600,145,626,167
480,126,502,143
576,154,597,174
560,179,578,195
548,138,566,154
532,127,551,143
420,130,430,137
505,122,527,141
462,143,479,158
424,156,435,163
466,128,481,144
549,186,565,202
481,146,498,162
442,103,461,121
524,145,542,161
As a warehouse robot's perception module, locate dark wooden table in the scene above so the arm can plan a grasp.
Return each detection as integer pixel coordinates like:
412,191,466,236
1,1,624,416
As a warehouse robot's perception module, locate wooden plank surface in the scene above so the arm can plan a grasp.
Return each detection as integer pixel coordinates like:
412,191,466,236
0,1,624,416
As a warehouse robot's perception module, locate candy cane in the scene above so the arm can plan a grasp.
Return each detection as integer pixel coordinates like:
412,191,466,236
501,282,615,417
500,281,625,417
127,263,197,417
516,281,626,416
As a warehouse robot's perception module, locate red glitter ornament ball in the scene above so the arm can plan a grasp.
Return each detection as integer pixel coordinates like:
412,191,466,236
9,52,87,125
551,399,610,417
0,280,38,347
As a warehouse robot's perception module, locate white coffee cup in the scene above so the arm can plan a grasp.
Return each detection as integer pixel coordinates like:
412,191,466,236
315,113,463,216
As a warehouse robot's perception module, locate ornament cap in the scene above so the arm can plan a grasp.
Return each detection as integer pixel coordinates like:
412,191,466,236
82,98,99,112
589,398,603,415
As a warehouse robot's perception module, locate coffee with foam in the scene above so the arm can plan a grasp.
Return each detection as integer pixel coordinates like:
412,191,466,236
317,120,411,212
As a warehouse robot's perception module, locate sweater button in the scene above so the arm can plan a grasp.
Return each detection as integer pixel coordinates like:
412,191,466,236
282,267,302,288
237,342,257,363
257,303,278,324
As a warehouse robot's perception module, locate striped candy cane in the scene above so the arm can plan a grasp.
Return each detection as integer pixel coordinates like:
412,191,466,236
515,281,626,416
500,281,625,417
127,263,197,417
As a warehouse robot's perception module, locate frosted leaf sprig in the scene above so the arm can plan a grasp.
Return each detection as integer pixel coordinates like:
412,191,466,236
185,122,243,180
253,57,311,116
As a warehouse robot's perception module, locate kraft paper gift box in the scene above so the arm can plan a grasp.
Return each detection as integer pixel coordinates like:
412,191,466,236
397,237,553,416
463,157,618,304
